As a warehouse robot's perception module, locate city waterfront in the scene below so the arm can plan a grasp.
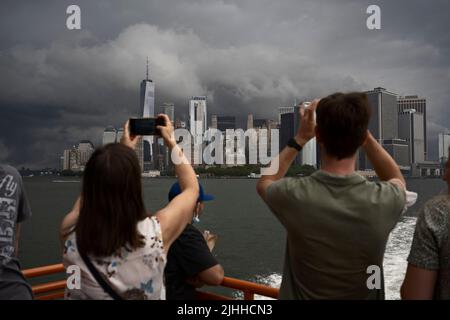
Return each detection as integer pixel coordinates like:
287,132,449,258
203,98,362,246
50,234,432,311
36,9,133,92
20,176,447,300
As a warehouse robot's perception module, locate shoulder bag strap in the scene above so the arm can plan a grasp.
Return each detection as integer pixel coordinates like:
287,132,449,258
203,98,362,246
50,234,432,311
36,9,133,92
76,239,124,300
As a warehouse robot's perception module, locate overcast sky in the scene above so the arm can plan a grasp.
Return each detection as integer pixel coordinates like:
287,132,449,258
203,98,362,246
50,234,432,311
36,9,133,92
0,0,449,168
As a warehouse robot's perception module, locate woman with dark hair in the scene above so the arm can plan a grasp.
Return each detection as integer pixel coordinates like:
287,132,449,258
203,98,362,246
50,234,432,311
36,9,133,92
60,115,199,300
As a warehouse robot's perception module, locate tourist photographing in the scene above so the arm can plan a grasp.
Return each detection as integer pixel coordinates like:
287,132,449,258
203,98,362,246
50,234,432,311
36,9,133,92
0,164,33,300
60,114,199,299
401,146,450,300
257,93,408,299
164,182,224,300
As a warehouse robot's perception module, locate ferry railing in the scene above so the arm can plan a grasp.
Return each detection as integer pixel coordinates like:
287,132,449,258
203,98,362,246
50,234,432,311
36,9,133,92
23,263,279,300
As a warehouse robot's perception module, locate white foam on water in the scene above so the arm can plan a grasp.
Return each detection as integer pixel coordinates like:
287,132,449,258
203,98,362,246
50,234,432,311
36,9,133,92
244,216,417,300
383,216,417,300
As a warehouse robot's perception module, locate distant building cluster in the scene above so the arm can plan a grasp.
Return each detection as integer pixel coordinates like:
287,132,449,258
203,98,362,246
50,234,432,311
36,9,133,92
60,140,95,172
358,87,442,177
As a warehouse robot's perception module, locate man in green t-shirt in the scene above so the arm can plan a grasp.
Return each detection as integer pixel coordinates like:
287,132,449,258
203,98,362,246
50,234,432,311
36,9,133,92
257,93,406,299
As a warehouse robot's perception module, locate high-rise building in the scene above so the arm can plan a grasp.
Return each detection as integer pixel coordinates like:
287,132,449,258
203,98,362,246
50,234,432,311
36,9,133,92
366,87,399,141
439,133,450,162
135,139,144,172
360,87,401,170
62,141,95,172
68,147,80,171
254,119,268,129
217,116,236,131
210,114,217,129
116,128,124,143
398,95,427,162
280,107,302,165
102,126,117,145
78,140,94,165
62,149,71,171
279,106,295,122
190,96,207,143
62,146,81,172
161,102,174,123
280,105,318,167
382,139,410,168
141,58,155,171
247,114,253,130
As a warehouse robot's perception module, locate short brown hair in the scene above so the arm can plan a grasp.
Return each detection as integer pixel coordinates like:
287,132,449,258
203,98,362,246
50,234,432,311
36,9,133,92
316,92,371,159
76,143,146,257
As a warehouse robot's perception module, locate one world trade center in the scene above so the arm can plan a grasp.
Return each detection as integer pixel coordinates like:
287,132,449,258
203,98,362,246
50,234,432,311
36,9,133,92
140,58,155,171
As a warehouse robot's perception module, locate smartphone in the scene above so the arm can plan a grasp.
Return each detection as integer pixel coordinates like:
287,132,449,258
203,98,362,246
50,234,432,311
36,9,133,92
129,117,166,136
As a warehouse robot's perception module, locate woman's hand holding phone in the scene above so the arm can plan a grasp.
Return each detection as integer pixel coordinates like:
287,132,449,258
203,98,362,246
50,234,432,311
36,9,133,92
156,114,176,149
121,120,141,150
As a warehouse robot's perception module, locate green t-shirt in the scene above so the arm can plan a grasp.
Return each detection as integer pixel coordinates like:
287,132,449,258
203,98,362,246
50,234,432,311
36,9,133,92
266,170,406,300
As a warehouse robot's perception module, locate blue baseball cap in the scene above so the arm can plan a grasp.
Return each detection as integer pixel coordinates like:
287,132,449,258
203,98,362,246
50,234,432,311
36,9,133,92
168,182,215,202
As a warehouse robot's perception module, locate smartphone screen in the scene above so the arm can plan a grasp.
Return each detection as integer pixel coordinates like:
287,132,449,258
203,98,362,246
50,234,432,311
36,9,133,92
129,117,164,136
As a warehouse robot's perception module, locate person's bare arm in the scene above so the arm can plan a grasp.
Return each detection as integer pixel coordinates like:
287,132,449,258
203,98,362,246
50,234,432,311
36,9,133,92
60,197,81,245
197,264,224,286
401,264,438,300
153,114,199,251
187,264,225,287
363,132,406,189
257,100,319,202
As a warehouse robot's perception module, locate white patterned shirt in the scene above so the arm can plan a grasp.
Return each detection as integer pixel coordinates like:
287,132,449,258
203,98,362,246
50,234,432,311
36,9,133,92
63,216,166,300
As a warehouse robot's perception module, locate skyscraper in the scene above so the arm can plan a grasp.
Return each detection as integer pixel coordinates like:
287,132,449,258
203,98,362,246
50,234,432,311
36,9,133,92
254,119,268,129
102,126,117,145
217,116,236,131
398,95,427,162
116,128,124,143
189,96,207,143
366,87,399,141
140,58,155,171
439,133,450,162
247,114,253,130
62,149,71,171
360,87,401,170
279,106,295,123
382,139,410,168
78,140,95,165
161,102,174,123
279,105,318,167
280,107,301,165
210,114,217,129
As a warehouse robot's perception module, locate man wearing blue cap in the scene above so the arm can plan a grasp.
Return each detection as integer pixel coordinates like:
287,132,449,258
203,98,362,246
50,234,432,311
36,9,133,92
164,182,224,300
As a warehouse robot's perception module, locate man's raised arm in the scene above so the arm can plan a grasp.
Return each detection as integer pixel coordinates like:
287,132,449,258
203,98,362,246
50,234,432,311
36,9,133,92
362,131,406,189
257,99,319,202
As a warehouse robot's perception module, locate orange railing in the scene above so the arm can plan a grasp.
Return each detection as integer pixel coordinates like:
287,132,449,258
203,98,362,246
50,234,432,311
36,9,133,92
23,263,279,300
23,264,66,300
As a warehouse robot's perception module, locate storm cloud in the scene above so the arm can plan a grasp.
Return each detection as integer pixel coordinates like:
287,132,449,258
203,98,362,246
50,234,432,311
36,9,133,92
0,0,449,167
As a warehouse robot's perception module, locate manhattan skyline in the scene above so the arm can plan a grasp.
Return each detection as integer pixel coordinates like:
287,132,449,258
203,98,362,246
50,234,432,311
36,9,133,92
1,0,450,168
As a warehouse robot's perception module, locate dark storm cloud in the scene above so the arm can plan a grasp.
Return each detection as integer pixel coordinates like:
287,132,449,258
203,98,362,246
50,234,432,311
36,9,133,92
0,0,449,167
